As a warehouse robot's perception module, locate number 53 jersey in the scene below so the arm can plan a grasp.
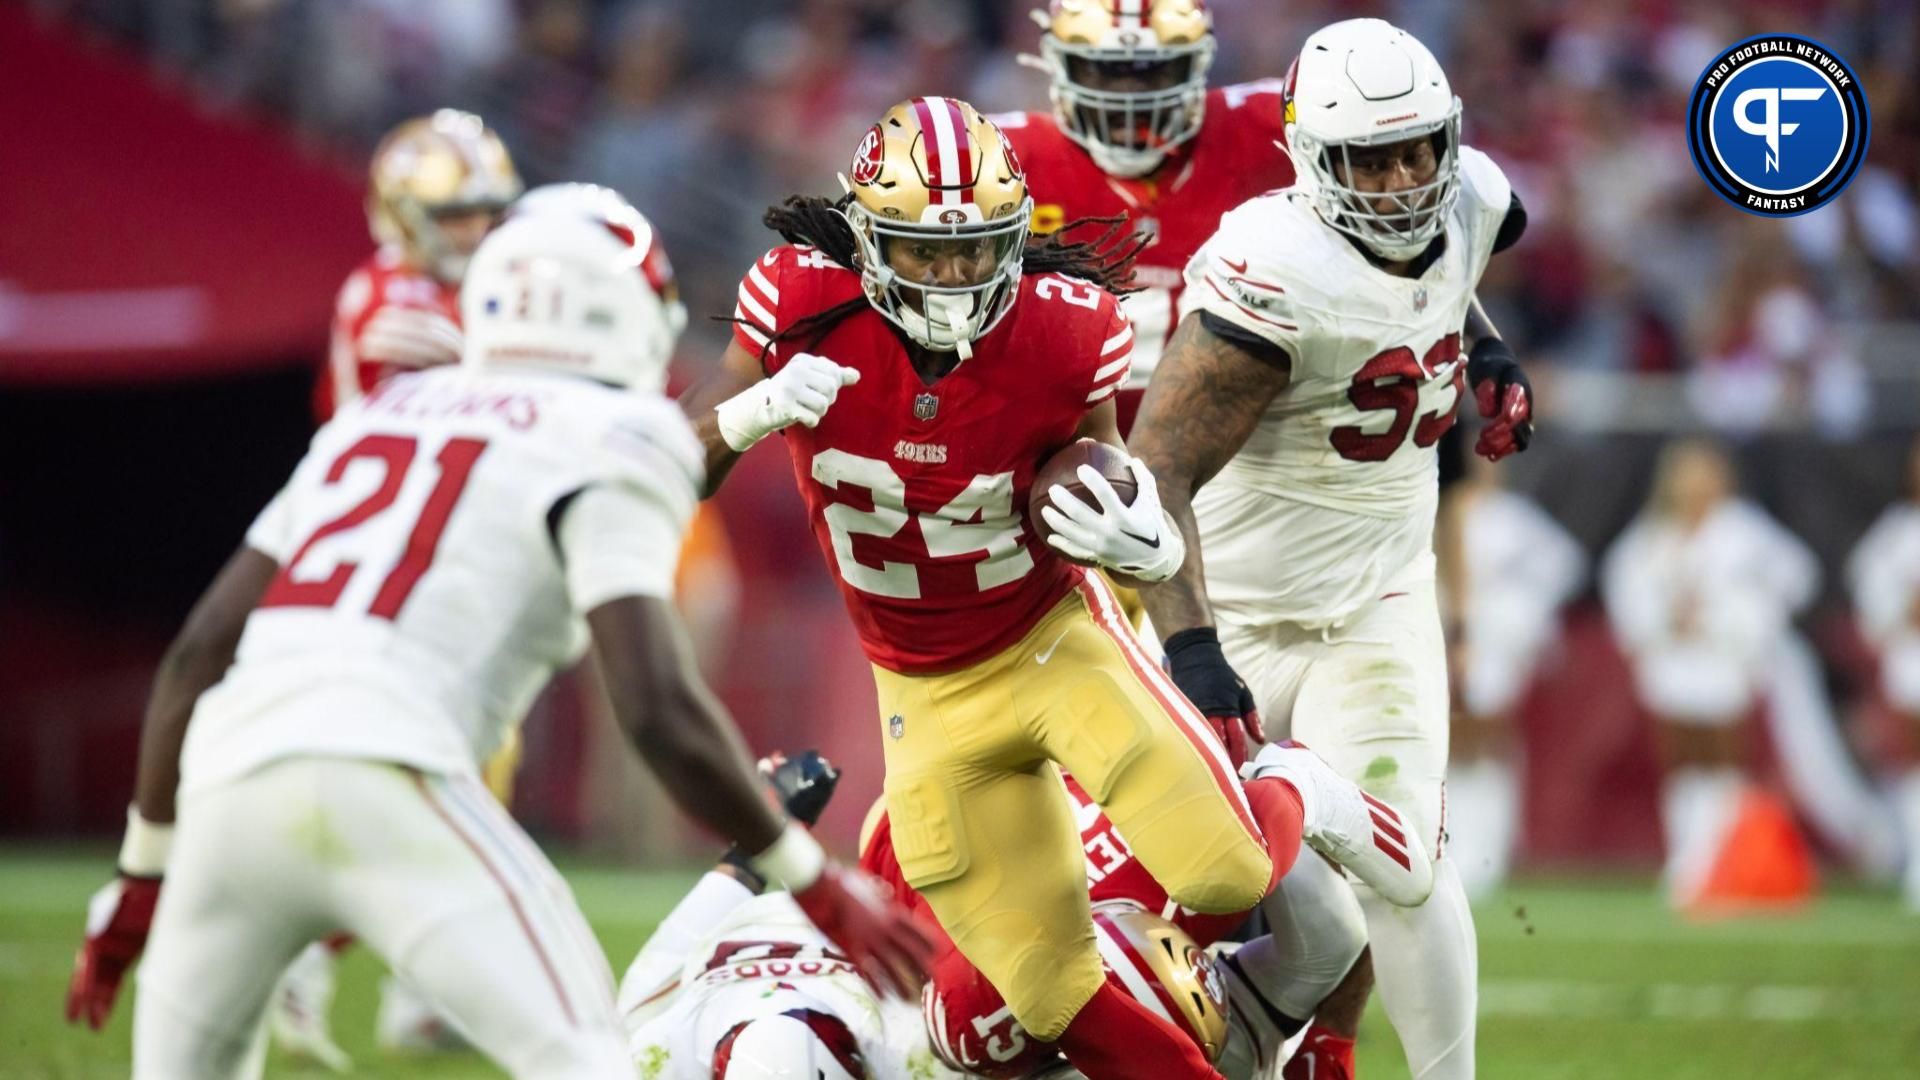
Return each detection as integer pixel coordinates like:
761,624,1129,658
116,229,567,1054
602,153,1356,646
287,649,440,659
732,245,1133,674
180,367,705,795
1177,147,1513,631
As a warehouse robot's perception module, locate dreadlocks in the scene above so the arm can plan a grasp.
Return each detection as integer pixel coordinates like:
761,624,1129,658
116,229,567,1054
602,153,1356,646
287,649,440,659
729,194,1149,366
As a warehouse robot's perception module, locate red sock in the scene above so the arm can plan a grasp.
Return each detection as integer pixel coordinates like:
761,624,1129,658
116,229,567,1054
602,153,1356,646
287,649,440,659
1283,1023,1356,1080
1055,980,1221,1079
1245,776,1305,890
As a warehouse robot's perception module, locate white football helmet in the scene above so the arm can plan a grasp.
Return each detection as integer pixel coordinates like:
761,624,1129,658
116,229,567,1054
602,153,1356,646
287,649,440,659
713,1006,870,1079
459,211,678,392
508,182,688,363
1284,18,1463,260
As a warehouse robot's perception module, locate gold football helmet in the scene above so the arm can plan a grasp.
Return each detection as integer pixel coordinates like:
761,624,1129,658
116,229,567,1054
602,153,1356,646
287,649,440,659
839,97,1032,359
1091,901,1230,1062
1026,0,1216,178
368,109,522,283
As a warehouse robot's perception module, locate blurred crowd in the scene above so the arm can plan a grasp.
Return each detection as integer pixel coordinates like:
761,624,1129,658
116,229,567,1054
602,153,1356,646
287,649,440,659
46,0,1920,434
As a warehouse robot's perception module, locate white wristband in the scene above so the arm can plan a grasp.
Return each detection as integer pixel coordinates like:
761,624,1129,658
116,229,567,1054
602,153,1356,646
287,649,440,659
119,806,174,877
714,382,775,452
751,821,826,891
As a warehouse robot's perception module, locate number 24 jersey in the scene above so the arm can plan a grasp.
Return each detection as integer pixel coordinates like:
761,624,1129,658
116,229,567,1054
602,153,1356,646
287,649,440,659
732,246,1132,674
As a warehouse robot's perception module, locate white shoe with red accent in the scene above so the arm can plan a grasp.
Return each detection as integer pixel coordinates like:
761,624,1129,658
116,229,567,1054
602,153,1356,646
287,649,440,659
1244,742,1434,907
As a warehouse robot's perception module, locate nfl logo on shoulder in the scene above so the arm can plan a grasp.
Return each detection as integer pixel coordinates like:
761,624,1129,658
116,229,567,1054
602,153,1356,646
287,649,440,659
913,393,939,421
889,714,905,739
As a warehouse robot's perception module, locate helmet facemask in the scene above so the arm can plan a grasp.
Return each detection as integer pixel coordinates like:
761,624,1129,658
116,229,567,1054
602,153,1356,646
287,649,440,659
841,196,1032,361
1037,32,1215,178
1295,106,1462,262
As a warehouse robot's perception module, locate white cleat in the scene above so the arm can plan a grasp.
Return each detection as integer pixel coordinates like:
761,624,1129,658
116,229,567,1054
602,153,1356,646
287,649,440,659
1244,742,1434,907
269,943,353,1073
376,975,469,1054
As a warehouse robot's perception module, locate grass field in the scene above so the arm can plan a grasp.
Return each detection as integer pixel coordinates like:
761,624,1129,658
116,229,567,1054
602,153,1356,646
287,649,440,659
3,848,1917,1079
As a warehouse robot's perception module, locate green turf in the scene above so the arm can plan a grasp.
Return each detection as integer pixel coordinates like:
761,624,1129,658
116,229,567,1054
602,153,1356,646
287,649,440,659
4,848,1917,1078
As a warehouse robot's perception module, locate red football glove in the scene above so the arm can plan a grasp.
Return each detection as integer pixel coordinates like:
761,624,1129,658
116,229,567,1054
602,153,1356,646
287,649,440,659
1163,626,1266,769
1466,337,1533,461
793,861,937,999
66,874,160,1030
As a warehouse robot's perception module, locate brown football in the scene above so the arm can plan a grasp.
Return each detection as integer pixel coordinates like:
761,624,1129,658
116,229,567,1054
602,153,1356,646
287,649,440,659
1028,439,1136,566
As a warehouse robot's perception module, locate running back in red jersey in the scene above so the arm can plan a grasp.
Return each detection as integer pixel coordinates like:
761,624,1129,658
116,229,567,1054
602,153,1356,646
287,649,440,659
993,82,1294,393
732,245,1134,674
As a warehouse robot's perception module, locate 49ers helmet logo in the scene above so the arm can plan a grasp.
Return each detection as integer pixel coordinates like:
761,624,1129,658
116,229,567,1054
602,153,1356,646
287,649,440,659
850,125,886,186
938,209,968,224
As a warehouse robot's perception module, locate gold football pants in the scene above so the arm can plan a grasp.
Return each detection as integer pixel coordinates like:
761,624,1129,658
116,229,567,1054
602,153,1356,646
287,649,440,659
876,574,1270,1039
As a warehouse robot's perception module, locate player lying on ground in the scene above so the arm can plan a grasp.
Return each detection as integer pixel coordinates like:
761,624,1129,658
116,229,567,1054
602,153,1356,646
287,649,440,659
616,751,966,1079
1131,19,1534,1080
682,94,1430,1080
865,744,1391,1080
65,197,931,1080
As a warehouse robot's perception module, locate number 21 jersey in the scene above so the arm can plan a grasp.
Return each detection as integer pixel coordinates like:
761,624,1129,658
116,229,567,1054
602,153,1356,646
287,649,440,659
180,367,704,794
733,246,1132,674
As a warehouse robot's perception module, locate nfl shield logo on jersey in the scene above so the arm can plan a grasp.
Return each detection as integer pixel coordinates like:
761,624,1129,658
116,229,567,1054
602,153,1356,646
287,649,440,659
913,393,939,421
888,714,905,739
1413,286,1429,313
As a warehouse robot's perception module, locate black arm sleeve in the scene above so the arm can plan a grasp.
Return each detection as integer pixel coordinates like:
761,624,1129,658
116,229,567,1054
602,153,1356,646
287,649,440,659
1437,424,1467,490
1198,310,1293,372
1492,191,1527,254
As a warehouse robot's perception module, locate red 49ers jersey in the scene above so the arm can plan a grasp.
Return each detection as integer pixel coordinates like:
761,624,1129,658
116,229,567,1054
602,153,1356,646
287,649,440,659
995,82,1293,408
732,245,1132,674
316,246,463,422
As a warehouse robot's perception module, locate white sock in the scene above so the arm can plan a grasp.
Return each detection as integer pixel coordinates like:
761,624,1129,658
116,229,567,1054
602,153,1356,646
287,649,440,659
1358,857,1478,1080
1444,759,1518,902
1660,767,1743,907
615,870,755,1017
1895,770,1920,911
1254,843,1369,1020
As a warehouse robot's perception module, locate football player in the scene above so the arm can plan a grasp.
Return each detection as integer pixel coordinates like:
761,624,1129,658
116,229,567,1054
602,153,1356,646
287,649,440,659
681,95,1430,1080
64,202,931,1079
618,752,964,1080
1130,20,1535,1080
863,756,1377,1080
275,171,696,1066
317,109,521,423
999,0,1296,435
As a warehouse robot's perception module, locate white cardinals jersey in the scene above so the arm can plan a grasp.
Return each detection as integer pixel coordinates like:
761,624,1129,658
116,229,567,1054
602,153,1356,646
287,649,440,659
625,893,961,1080
1179,147,1513,629
179,366,703,794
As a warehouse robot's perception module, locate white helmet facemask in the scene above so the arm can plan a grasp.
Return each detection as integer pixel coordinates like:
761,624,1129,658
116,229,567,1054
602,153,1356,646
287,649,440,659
840,197,1031,361
1285,18,1464,262
1025,11,1216,179
1295,111,1462,261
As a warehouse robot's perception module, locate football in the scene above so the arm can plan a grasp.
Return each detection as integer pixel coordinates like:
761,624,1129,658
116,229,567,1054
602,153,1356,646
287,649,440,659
1028,439,1136,565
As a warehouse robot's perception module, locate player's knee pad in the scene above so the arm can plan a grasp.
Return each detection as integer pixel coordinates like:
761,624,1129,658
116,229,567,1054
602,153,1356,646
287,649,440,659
886,770,971,888
1159,837,1273,916
1254,846,1370,1017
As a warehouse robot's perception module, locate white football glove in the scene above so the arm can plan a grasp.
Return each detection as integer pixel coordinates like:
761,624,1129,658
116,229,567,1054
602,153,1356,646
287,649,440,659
1039,457,1186,583
714,352,861,452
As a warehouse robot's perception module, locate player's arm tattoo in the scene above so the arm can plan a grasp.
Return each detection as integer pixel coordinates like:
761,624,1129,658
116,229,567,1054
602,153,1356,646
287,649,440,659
1129,312,1291,637
135,545,279,824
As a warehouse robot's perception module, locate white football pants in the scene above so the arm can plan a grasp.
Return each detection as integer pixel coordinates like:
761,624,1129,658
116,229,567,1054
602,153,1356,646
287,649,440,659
133,756,629,1079
1222,575,1479,1079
